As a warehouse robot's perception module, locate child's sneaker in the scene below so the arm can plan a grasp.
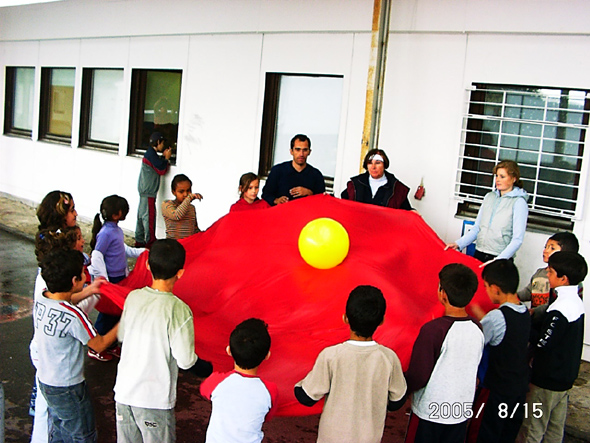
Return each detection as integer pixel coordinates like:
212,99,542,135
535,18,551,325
88,349,113,362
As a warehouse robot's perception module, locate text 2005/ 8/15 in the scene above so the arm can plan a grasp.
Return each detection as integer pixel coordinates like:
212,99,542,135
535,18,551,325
428,402,544,420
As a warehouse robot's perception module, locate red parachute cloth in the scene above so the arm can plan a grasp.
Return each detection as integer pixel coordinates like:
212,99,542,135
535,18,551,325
94,291,123,316
100,194,494,416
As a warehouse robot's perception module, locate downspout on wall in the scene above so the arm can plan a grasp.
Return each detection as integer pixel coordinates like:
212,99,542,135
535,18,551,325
360,0,391,172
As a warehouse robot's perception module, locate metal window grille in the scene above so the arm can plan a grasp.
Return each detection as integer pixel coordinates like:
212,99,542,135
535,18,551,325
455,83,590,224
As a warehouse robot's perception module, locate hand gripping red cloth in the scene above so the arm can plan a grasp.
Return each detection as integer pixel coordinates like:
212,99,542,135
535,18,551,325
100,194,493,416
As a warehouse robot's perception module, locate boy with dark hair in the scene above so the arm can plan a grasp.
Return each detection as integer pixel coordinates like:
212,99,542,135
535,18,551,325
200,318,278,443
518,231,579,307
517,251,587,443
228,318,271,369
294,285,407,443
475,259,530,443
162,173,203,240
35,249,118,442
114,239,212,443
404,264,484,443
135,131,172,247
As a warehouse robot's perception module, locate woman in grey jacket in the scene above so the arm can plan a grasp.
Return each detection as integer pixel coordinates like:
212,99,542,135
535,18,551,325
446,160,529,263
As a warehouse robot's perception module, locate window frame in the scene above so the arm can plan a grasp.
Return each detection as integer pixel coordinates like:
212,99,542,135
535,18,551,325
455,83,590,231
258,72,344,190
4,66,35,138
39,67,76,144
127,68,182,165
79,67,123,153
258,72,282,179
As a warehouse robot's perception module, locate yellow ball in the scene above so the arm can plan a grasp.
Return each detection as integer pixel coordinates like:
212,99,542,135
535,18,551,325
298,218,350,269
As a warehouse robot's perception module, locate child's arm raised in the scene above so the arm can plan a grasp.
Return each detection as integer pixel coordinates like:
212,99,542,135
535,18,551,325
124,244,146,259
71,277,105,305
162,197,194,221
88,323,119,354
469,303,486,321
145,145,170,173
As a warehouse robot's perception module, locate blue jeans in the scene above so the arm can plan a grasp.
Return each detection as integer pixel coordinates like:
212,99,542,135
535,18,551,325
39,381,97,443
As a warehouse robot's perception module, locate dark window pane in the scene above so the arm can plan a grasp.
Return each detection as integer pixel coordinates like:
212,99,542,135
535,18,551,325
4,67,34,137
40,68,75,143
128,69,182,163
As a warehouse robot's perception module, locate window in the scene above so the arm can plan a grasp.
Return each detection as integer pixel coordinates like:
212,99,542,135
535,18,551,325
79,68,124,152
455,83,590,230
39,68,75,143
259,73,344,189
4,67,35,137
128,69,181,163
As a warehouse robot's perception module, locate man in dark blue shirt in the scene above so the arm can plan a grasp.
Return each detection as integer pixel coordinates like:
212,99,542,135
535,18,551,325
262,134,325,206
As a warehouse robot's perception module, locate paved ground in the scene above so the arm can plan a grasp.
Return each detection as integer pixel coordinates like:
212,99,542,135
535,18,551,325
1,193,589,442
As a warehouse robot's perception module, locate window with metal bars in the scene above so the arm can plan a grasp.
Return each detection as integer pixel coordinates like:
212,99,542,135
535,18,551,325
455,83,590,231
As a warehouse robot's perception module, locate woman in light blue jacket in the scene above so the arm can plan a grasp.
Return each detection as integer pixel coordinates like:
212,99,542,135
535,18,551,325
446,160,529,263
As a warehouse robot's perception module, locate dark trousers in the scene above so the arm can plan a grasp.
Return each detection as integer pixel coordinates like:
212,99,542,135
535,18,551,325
474,249,496,263
474,249,514,264
476,390,526,443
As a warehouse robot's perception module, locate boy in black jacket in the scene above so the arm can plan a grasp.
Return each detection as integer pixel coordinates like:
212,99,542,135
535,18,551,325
517,251,587,443
476,260,530,443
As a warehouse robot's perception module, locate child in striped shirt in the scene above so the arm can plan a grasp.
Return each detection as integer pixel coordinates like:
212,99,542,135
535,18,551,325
162,174,203,239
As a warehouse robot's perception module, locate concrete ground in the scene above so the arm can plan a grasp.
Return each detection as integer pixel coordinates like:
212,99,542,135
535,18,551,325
1,193,589,442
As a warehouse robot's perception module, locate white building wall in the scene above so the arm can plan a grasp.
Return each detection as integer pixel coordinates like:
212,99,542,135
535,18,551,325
1,0,590,357
182,33,265,225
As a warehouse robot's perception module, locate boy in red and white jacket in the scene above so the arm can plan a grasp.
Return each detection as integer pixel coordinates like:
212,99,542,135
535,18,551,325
200,318,278,443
